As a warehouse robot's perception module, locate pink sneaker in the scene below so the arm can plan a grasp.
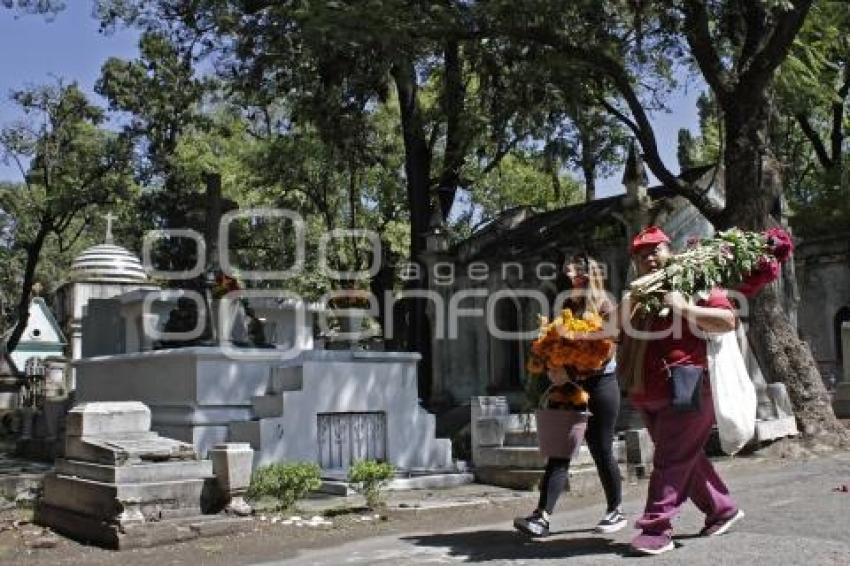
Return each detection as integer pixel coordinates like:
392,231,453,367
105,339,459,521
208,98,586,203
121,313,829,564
630,532,674,556
700,509,745,537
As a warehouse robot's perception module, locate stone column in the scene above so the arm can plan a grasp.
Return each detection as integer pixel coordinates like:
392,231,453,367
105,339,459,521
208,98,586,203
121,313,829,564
470,396,509,467
832,322,850,418
209,442,254,516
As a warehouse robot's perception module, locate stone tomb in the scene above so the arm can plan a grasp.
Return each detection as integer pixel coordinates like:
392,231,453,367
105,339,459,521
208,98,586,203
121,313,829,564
36,402,250,549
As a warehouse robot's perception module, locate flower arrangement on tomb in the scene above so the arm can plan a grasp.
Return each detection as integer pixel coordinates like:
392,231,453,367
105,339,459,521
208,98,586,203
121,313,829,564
628,227,794,315
212,271,241,299
327,292,371,310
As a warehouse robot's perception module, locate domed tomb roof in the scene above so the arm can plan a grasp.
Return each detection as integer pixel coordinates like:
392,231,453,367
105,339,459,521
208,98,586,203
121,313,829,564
69,213,149,283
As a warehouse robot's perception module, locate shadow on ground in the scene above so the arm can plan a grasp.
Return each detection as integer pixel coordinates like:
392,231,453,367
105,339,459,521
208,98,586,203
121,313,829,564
401,529,632,561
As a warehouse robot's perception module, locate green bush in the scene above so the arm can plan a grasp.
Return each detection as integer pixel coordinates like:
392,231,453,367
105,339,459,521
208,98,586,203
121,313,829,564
348,459,395,509
247,462,322,510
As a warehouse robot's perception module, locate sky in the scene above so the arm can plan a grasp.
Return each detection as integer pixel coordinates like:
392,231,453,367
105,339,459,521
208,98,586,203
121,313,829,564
0,2,704,198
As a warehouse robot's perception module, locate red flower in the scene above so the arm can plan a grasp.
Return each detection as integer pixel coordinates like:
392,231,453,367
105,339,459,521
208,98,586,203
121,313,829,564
737,257,780,298
764,228,793,263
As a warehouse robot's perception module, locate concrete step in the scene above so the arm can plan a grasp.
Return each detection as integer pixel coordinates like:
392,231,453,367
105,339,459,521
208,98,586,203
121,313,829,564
269,366,303,394
228,417,285,451
55,458,213,484
503,430,538,447
318,479,353,496
477,446,547,469
477,443,620,469
251,395,284,418
318,472,474,495
475,463,626,492
473,467,542,490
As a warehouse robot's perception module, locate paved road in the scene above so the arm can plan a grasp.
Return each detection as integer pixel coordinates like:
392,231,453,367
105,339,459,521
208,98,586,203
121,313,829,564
258,452,850,565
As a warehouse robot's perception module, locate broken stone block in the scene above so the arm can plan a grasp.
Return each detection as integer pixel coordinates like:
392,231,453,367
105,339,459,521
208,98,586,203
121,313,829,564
755,416,799,442
36,401,250,549
209,443,254,516
65,401,151,437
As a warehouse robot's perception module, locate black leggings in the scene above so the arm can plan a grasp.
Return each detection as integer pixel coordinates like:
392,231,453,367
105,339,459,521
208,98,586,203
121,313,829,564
537,373,622,514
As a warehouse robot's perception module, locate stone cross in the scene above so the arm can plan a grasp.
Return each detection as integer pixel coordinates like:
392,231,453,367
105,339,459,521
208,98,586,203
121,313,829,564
203,172,223,271
103,212,116,245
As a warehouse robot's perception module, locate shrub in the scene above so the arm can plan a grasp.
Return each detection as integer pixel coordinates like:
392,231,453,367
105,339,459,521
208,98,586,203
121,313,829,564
247,462,322,510
348,459,395,509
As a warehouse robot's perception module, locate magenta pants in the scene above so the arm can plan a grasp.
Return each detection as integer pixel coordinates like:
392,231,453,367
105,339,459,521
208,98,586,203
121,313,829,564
634,388,738,535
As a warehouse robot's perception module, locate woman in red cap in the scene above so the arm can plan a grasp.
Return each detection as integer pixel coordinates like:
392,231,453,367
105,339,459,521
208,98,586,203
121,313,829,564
619,226,744,556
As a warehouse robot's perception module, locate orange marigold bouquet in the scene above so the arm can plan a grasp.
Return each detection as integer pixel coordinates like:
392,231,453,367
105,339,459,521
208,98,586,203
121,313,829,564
526,309,614,375
527,308,614,457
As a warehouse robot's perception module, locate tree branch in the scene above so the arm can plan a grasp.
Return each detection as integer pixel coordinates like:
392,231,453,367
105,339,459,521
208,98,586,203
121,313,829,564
740,0,814,93
831,61,850,166
682,0,733,101
512,26,723,223
795,112,833,170
477,133,525,178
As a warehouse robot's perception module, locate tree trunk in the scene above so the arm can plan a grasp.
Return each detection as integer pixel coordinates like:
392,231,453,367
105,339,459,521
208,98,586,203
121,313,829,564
580,129,596,202
437,39,465,221
391,57,434,402
721,100,847,444
391,58,432,260
5,222,51,353
749,287,846,441
543,148,562,203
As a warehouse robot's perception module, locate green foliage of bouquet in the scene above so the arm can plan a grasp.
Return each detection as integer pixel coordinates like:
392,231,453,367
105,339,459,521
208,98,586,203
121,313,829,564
629,227,793,314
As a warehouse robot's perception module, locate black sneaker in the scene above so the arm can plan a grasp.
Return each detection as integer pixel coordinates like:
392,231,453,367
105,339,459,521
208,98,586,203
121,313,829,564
513,512,550,537
594,509,627,533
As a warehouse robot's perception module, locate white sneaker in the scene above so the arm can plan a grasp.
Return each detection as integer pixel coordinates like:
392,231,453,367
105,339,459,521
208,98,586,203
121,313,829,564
513,511,550,537
594,509,627,533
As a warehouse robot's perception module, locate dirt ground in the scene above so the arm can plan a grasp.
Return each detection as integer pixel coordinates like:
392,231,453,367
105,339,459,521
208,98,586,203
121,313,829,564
1,488,552,565
0,446,823,565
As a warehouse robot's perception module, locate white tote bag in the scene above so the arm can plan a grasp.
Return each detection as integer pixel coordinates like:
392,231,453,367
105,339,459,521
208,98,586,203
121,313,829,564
707,331,757,455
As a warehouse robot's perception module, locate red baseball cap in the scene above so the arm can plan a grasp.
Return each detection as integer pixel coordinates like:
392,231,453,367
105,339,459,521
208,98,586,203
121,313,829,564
630,225,671,255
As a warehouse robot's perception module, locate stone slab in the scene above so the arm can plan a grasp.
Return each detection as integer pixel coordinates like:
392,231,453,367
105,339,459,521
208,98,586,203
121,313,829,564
54,458,213,484
65,432,198,465
40,473,205,522
35,502,253,550
385,473,474,491
318,473,474,495
755,416,799,442
65,402,151,437
154,424,230,458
